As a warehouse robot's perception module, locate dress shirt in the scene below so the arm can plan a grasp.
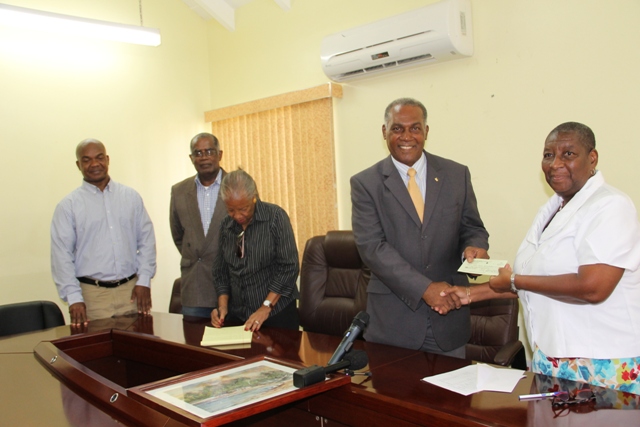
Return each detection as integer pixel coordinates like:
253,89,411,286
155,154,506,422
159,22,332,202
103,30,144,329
516,172,640,359
213,200,299,321
51,180,157,306
391,152,427,201
195,172,221,236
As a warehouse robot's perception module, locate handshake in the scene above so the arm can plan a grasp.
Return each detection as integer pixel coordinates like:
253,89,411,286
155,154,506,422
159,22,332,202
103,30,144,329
427,262,514,315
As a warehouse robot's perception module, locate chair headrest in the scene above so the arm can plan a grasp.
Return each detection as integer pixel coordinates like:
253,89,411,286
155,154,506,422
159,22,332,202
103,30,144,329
324,231,362,269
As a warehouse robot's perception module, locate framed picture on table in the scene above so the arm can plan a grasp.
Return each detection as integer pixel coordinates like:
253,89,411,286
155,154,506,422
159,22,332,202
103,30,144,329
129,355,350,426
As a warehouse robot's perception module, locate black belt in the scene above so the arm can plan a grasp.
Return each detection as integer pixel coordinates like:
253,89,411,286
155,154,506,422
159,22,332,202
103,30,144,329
77,274,136,288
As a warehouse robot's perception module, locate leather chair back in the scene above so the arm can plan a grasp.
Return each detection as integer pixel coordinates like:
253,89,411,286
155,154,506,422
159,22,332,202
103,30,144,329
466,297,525,368
299,230,369,336
169,278,182,314
0,301,65,337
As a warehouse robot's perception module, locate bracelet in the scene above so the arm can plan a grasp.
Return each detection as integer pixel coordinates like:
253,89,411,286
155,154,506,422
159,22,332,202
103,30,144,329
510,273,518,293
466,286,472,303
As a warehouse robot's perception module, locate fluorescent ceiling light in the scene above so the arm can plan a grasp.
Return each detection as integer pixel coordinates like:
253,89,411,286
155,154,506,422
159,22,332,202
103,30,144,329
0,3,161,46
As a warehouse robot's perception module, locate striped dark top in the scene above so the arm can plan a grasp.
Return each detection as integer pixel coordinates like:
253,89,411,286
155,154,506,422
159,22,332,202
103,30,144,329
213,200,300,321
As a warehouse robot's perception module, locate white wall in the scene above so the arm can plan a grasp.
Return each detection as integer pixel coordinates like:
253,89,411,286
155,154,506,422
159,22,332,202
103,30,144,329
0,0,212,318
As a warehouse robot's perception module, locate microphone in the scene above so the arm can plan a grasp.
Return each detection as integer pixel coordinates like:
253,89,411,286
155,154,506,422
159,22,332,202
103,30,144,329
339,349,369,371
327,311,369,365
293,350,369,388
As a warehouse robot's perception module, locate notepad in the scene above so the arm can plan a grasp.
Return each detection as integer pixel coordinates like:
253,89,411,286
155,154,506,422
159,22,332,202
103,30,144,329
200,326,253,347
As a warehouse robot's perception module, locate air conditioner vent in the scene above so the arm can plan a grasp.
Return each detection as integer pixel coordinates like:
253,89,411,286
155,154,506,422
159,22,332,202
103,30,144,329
320,0,473,82
365,64,385,72
397,53,434,65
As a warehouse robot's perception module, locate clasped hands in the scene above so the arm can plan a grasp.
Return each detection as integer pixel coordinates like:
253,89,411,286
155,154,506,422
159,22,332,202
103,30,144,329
425,246,493,315
437,263,514,312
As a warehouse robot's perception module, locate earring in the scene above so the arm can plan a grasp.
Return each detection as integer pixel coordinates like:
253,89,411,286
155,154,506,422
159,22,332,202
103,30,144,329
253,198,257,203
590,169,596,176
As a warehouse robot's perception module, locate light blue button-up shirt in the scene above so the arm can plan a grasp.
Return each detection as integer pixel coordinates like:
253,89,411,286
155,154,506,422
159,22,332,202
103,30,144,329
195,172,222,236
50,179,156,306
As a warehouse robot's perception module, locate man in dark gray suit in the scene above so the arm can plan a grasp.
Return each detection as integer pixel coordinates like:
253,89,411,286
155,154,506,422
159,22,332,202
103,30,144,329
170,133,226,318
350,98,489,357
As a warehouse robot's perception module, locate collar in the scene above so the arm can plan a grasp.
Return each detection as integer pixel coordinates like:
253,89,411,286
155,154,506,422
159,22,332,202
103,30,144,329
195,170,222,189
530,171,605,244
390,152,427,179
81,178,112,194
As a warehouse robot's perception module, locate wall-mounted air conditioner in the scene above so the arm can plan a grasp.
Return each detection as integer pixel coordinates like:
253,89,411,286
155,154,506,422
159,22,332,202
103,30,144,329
320,0,473,82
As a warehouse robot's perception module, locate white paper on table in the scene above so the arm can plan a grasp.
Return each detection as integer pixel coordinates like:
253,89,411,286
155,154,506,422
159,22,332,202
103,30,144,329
457,259,508,276
422,364,525,396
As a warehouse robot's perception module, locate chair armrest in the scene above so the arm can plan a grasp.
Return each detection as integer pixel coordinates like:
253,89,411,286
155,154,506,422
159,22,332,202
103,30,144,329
494,340,524,366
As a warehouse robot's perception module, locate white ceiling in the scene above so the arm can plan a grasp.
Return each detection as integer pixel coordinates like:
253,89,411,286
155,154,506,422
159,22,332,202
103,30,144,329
181,0,290,31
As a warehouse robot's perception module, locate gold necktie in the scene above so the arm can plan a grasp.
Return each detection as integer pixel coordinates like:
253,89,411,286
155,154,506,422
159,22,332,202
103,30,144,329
407,168,424,222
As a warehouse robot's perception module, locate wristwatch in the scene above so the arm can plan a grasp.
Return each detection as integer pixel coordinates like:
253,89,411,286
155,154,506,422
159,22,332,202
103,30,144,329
263,300,272,308
510,273,518,293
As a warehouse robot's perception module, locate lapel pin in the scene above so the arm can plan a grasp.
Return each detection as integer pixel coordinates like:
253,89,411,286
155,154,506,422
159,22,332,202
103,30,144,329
435,177,439,182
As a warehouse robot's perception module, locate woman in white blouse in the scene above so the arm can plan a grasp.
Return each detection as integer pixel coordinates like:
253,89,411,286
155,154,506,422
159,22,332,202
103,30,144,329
449,122,640,395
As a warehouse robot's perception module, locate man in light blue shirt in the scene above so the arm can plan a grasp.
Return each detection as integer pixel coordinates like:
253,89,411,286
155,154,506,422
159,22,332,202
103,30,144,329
51,139,156,326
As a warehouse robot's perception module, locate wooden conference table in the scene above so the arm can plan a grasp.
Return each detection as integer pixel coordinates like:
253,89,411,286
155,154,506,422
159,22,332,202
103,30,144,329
1,311,638,427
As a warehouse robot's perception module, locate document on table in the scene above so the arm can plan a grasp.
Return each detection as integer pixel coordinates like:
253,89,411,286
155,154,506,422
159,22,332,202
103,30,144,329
457,259,508,276
422,364,525,396
200,325,253,347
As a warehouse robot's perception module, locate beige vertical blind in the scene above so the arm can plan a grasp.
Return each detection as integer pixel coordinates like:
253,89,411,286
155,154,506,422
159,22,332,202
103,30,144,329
205,84,342,260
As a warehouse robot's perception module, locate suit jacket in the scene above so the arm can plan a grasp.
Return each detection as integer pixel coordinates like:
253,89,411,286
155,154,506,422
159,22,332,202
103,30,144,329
350,152,489,351
170,171,227,307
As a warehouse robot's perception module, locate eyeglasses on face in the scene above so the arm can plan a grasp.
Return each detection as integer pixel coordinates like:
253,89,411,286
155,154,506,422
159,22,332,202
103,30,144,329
192,148,218,158
236,231,245,259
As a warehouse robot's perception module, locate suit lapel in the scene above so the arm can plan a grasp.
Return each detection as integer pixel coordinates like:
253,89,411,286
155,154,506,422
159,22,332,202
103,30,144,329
423,152,443,228
382,157,422,229
186,178,206,240
203,170,227,246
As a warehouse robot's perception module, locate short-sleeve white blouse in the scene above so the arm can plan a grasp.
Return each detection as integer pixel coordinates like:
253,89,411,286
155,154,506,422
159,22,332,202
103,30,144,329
515,172,640,359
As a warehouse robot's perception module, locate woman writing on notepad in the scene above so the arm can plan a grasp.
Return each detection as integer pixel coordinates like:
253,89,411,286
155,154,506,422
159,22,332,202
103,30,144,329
210,169,300,332
446,122,640,395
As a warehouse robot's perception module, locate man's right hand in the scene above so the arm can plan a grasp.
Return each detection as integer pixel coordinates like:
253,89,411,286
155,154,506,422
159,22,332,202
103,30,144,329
69,302,89,326
422,281,462,315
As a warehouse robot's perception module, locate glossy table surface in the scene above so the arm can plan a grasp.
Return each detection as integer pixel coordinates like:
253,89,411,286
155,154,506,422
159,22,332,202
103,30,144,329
1,312,638,426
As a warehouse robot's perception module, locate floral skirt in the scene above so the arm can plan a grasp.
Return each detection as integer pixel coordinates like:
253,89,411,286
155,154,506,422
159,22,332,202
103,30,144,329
532,346,640,396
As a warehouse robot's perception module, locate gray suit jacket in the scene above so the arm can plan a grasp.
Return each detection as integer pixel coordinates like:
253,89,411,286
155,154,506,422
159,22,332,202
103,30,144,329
350,152,488,351
170,171,227,307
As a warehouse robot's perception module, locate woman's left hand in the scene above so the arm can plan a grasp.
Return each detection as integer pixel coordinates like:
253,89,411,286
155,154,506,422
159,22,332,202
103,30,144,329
245,306,271,332
489,264,513,293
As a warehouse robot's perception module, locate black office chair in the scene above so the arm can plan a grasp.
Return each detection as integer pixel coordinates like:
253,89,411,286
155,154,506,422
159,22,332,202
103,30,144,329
298,231,369,337
466,298,527,370
0,301,65,337
169,278,182,314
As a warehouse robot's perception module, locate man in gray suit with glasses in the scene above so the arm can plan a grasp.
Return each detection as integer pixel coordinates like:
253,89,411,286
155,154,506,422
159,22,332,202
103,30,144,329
170,132,227,318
